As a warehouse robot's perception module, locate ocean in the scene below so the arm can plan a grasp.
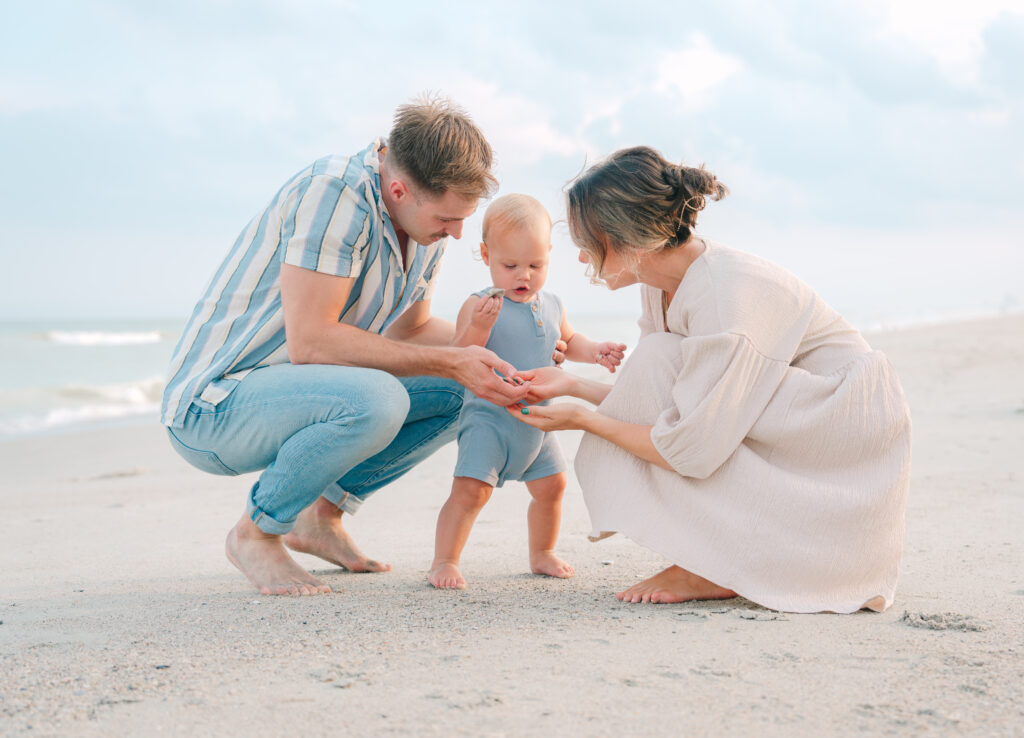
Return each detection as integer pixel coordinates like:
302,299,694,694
0,319,182,439
4,304,1018,441
0,314,644,440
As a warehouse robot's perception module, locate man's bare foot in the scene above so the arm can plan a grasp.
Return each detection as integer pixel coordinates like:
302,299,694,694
283,497,392,573
225,515,330,596
428,561,466,589
616,565,736,604
530,551,575,579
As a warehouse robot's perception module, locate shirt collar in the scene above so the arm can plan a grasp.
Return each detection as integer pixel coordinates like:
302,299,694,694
366,137,446,268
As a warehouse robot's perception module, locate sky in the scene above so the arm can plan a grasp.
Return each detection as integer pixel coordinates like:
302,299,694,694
1,0,1022,328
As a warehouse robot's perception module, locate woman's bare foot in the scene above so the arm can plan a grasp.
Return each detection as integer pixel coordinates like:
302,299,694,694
616,565,736,604
428,561,466,589
283,497,392,573
530,551,575,579
225,515,330,596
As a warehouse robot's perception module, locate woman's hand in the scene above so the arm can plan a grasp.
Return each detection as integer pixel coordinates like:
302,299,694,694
506,402,586,432
510,366,576,403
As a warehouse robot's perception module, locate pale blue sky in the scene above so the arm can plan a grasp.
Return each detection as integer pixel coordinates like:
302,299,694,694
2,0,1022,327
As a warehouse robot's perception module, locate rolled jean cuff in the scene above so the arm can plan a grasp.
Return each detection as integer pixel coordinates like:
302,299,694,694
321,485,365,516
246,499,295,535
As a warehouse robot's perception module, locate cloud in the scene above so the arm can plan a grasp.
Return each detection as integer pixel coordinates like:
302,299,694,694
868,0,1024,85
0,76,79,115
437,77,588,168
654,33,743,108
3,0,1022,323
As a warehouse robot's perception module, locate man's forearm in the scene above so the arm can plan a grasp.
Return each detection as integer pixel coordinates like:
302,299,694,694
386,315,456,347
290,321,456,377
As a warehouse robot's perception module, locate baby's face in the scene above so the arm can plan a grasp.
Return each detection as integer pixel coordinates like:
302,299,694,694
482,220,552,302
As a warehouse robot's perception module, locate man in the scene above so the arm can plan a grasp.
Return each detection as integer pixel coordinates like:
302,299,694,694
161,96,530,596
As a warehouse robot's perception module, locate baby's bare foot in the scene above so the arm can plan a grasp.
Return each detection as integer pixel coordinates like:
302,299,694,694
283,498,391,573
428,561,466,589
616,565,735,604
225,515,330,596
530,551,575,579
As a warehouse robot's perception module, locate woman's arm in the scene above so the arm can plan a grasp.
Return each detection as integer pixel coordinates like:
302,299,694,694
512,366,614,405
573,406,671,469
507,402,672,470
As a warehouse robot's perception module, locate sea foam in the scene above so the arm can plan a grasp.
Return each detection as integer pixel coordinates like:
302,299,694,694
44,330,163,346
0,376,164,437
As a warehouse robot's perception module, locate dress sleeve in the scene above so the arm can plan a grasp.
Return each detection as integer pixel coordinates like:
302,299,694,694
637,285,660,338
280,175,370,278
649,332,788,479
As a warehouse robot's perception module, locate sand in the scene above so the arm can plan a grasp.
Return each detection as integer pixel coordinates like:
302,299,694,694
1,314,1022,737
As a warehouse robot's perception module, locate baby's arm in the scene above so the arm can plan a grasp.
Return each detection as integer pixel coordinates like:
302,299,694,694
451,294,503,348
560,309,627,373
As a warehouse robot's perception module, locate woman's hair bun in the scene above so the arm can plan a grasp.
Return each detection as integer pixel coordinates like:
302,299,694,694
669,164,728,243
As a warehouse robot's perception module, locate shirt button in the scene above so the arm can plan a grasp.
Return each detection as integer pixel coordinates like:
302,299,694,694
537,320,543,327
531,304,538,311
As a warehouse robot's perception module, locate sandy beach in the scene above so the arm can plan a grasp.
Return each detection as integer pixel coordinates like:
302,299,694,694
1,313,1022,737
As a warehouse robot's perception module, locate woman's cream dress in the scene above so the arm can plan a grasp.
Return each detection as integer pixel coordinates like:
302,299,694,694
575,243,912,613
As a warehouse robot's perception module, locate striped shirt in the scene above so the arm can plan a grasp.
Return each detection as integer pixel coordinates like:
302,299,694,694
160,138,448,429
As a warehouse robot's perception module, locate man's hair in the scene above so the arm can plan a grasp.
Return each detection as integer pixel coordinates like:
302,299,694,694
482,194,551,244
388,94,498,200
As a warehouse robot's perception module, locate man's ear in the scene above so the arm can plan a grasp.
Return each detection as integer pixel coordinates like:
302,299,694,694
480,241,490,265
388,178,410,202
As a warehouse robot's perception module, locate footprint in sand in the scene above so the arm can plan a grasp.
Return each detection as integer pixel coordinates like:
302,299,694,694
899,611,988,631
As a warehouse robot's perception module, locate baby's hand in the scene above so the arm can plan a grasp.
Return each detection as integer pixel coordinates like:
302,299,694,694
470,295,502,330
594,341,627,373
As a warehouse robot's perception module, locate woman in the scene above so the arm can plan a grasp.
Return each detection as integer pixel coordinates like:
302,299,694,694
509,147,911,614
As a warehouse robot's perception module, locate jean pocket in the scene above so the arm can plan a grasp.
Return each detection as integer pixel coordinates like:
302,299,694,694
166,429,239,476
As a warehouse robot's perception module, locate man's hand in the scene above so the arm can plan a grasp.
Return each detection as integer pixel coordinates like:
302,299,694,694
452,345,531,406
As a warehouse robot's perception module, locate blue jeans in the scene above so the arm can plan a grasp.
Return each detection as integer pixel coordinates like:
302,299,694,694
166,364,463,534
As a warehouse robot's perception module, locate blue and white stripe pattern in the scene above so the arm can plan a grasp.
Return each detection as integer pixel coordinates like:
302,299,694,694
161,138,447,429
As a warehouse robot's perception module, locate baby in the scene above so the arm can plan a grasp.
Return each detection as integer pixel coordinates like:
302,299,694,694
429,194,627,589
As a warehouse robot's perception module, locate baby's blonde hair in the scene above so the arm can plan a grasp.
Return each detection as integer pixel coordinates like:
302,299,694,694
481,194,552,244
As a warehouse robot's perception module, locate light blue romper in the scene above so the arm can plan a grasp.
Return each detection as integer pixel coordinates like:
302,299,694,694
454,289,567,487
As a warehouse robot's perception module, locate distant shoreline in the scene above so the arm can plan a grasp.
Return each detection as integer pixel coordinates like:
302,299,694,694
3,304,1023,334
4,310,1022,443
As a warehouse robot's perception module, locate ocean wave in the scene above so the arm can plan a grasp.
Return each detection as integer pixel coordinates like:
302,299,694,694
0,376,165,437
44,330,164,346
0,402,160,437
56,376,164,403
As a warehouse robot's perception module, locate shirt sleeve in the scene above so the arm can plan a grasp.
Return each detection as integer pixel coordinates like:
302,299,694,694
649,332,788,479
280,175,371,278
